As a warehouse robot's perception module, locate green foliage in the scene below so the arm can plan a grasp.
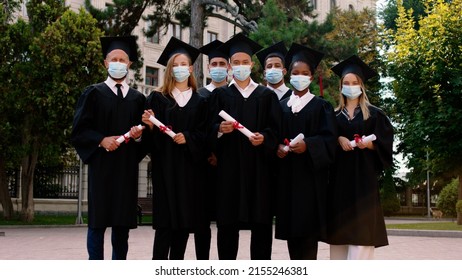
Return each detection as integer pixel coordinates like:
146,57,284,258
384,0,462,179
456,200,462,214
380,169,401,216
437,178,459,217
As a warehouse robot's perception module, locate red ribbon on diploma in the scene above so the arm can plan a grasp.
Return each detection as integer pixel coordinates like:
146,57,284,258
284,138,290,146
159,125,172,134
123,135,130,143
233,121,243,129
354,134,362,143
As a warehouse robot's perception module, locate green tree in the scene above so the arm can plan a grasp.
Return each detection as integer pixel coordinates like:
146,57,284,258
0,0,104,221
437,178,459,218
384,0,462,223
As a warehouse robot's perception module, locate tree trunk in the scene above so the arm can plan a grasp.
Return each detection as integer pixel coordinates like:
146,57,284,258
458,175,462,225
190,0,205,88
20,142,39,223
0,157,14,219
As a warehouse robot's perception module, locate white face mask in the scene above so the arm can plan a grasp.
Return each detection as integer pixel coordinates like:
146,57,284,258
172,66,190,83
342,85,362,100
290,75,311,91
232,65,252,81
108,62,128,79
265,68,284,84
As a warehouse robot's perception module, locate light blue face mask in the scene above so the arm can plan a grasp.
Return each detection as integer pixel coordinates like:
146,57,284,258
342,85,362,100
108,62,128,79
210,67,228,83
265,68,284,84
172,66,190,83
232,65,252,81
290,75,311,91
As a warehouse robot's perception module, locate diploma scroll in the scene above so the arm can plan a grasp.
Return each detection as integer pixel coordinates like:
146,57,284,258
283,133,305,152
116,125,144,144
148,115,177,138
349,134,376,148
218,110,256,138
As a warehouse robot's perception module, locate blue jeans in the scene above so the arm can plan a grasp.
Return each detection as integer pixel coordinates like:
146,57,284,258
87,227,130,260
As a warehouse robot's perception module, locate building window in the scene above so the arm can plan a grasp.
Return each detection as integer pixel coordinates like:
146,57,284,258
146,67,159,87
207,31,218,43
330,0,337,10
170,23,182,40
311,0,317,9
146,21,160,44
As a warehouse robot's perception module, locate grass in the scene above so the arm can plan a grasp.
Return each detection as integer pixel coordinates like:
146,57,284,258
386,222,462,231
0,214,153,226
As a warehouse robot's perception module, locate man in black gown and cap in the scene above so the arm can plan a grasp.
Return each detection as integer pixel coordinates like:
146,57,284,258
71,36,146,260
210,33,282,260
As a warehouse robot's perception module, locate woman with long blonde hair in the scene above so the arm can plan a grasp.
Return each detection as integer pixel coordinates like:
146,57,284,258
326,55,394,260
142,37,208,260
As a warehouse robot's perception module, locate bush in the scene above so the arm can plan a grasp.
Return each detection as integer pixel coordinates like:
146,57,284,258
436,178,459,218
380,169,401,216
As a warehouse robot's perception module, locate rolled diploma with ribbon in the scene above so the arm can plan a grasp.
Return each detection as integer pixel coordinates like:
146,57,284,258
218,110,255,138
349,134,376,148
283,133,305,152
116,125,144,143
148,115,176,138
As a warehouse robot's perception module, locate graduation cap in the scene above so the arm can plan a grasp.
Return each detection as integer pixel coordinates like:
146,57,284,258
218,33,262,58
100,36,138,62
157,37,200,67
256,41,287,68
284,43,324,72
331,55,378,82
199,40,228,60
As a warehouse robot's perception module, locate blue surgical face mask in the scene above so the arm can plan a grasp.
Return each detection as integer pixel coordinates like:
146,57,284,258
290,75,311,91
172,66,190,83
232,65,252,81
210,67,228,83
108,62,128,79
265,68,284,84
342,85,362,100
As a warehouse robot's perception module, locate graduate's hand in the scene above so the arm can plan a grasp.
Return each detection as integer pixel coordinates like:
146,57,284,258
219,121,234,134
130,125,144,140
207,153,217,166
355,135,374,150
173,133,186,144
338,136,354,151
277,144,288,158
249,132,264,146
291,140,306,154
142,110,155,130
100,136,121,152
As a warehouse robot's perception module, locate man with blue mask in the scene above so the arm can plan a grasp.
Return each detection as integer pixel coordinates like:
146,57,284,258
256,41,291,101
210,33,282,260
198,40,229,98
71,36,146,260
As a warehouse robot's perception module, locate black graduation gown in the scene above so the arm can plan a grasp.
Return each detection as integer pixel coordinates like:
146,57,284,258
145,91,208,231
280,88,292,101
210,84,282,226
71,82,146,229
326,106,393,247
275,96,337,240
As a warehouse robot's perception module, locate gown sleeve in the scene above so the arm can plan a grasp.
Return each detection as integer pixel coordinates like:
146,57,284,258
71,86,105,164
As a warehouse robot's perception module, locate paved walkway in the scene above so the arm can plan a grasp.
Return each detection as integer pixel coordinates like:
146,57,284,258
1,219,461,260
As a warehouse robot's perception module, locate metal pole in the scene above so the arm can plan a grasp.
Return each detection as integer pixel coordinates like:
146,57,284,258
426,150,431,218
75,159,83,225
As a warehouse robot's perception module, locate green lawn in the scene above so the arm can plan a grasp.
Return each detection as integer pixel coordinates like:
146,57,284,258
386,222,462,231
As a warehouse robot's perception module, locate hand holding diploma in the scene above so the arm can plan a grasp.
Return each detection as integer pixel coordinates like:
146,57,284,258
116,125,144,144
143,110,177,138
283,133,305,152
218,110,256,138
349,134,376,149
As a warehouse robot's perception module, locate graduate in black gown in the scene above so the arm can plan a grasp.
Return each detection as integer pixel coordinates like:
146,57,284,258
256,41,292,101
193,40,230,260
141,37,208,260
71,36,146,260
326,55,393,260
275,43,337,260
209,33,282,260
